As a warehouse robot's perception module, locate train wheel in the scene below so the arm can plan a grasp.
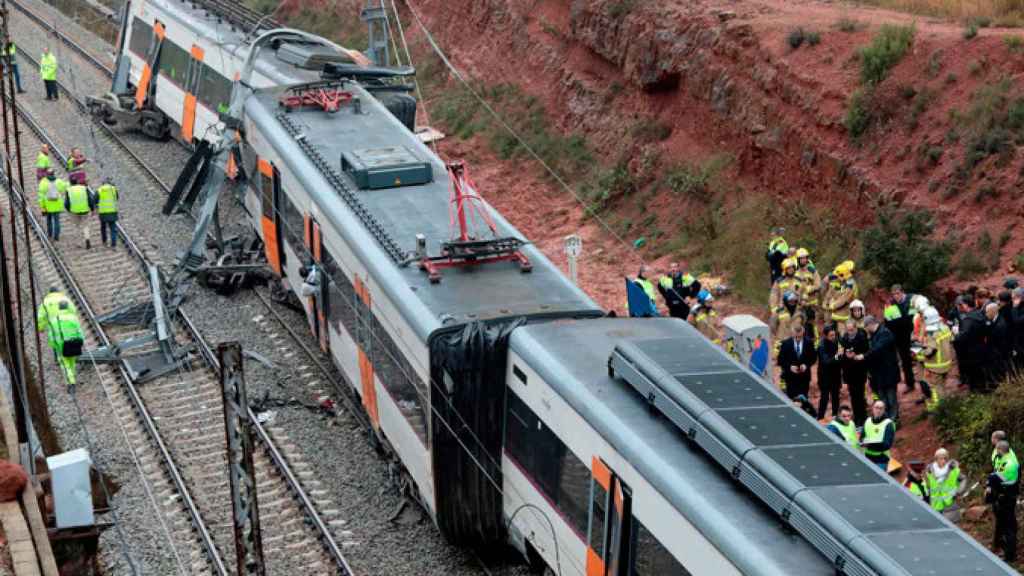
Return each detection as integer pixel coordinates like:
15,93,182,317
141,111,168,140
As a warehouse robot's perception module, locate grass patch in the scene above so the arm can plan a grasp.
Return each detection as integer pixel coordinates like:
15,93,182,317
607,0,637,19
845,88,875,139
964,22,980,39
836,17,865,32
955,230,1000,278
958,78,1024,174
858,24,916,85
580,162,636,215
1006,35,1024,52
861,209,953,293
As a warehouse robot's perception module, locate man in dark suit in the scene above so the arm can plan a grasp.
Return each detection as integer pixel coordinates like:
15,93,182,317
839,319,870,426
778,321,817,401
954,295,989,392
858,316,901,421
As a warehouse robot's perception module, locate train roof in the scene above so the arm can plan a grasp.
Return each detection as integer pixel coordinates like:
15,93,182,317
510,318,834,575
510,318,1016,576
244,84,601,341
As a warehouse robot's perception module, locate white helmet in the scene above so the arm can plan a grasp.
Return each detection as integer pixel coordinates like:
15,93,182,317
924,306,942,330
850,299,865,310
911,295,930,313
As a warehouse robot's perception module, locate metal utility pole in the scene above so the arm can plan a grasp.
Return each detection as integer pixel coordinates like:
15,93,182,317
0,0,34,467
360,0,391,66
218,342,266,576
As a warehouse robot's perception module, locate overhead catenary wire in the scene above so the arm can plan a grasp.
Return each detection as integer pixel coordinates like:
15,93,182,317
398,0,641,268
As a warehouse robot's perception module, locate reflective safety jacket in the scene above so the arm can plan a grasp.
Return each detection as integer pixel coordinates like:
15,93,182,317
795,265,822,306
769,275,803,311
7,43,15,57
926,464,961,512
66,184,91,214
862,417,894,459
39,52,56,81
35,151,50,171
48,307,82,351
36,291,76,335
827,278,859,321
915,326,953,374
690,306,722,345
995,449,1020,486
827,419,859,448
37,178,66,213
96,184,118,214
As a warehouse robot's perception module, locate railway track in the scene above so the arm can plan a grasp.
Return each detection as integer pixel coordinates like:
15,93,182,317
1,48,352,576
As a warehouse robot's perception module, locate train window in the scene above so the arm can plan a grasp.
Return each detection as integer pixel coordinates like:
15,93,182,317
513,365,527,385
632,519,691,576
128,18,152,58
158,41,190,86
198,64,232,114
259,166,273,219
590,479,608,559
277,189,304,250
505,390,589,536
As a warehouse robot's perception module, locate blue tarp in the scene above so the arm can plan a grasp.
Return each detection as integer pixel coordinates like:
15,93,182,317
626,278,659,318
748,334,770,378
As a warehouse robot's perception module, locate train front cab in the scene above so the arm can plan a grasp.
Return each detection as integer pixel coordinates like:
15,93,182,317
246,151,437,514
502,353,725,576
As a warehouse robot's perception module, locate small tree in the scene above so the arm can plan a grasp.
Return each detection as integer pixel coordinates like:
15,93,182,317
861,209,952,293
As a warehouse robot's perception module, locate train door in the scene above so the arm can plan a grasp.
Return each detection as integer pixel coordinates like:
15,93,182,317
303,215,329,353
587,458,633,576
353,276,379,428
181,45,205,142
257,159,283,275
134,19,165,110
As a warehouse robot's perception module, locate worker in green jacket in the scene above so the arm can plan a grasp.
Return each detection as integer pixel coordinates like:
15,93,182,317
990,439,1019,562
64,182,95,249
40,47,57,101
96,178,119,248
4,42,22,93
926,448,965,522
37,298,83,387
35,144,51,180
37,170,66,241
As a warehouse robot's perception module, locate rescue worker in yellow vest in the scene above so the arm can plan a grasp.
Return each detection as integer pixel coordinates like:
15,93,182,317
794,248,821,321
766,228,789,284
903,460,929,503
825,260,858,324
40,47,58,101
825,404,859,448
989,439,1019,562
689,290,722,345
913,307,949,413
96,178,119,248
861,400,895,471
769,257,802,313
657,262,700,320
772,291,804,356
37,170,65,241
66,147,88,185
37,291,83,387
625,264,658,316
35,144,51,181
64,181,95,249
3,42,22,93
926,448,965,522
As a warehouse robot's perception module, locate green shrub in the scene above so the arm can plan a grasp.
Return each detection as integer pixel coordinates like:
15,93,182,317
861,209,953,292
788,27,807,49
934,393,994,475
836,17,863,32
1005,35,1024,52
663,155,732,200
845,88,874,139
607,0,636,19
807,31,822,46
964,23,979,40
859,24,916,85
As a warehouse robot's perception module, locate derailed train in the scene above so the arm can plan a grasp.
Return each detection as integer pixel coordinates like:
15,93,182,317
106,1,1016,574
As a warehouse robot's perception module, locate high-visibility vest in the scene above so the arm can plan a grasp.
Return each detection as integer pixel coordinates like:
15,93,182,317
37,178,66,213
883,303,902,321
828,419,859,448
907,479,928,501
926,466,960,511
67,184,90,214
635,278,656,302
96,184,118,214
7,43,15,57
768,236,789,254
922,327,953,373
795,266,821,305
51,308,82,346
36,292,72,333
862,418,893,458
995,449,1020,486
692,308,721,344
829,279,859,321
35,152,50,170
39,53,56,81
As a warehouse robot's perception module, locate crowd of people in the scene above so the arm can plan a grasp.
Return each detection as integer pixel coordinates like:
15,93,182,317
624,228,1023,563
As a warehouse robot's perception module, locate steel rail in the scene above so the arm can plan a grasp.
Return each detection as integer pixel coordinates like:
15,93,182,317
1,97,230,576
12,12,353,572
8,0,114,76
